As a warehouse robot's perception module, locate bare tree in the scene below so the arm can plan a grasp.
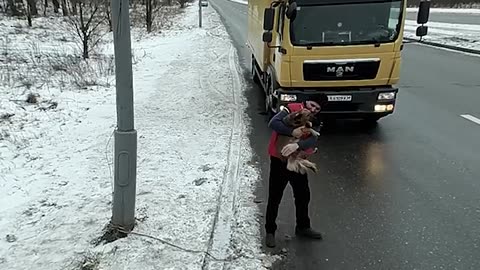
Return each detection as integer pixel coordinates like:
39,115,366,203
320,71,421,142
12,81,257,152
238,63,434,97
27,0,38,15
104,0,111,31
7,0,21,15
177,0,187,8
43,0,47,15
145,0,176,32
53,0,59,12
60,0,68,15
146,0,152,32
20,0,33,25
71,0,78,14
67,0,107,59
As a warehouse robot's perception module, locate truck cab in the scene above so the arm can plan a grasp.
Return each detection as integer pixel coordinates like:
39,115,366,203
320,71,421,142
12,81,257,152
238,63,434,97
247,0,431,122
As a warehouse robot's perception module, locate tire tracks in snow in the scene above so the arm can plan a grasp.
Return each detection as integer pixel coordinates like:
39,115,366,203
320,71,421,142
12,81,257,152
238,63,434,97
199,47,232,101
201,44,245,270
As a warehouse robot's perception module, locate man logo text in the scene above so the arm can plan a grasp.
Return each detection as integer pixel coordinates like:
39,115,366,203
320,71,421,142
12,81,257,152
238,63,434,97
326,66,354,77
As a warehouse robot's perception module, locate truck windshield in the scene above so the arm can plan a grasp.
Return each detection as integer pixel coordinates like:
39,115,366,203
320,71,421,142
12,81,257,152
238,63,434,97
290,0,403,46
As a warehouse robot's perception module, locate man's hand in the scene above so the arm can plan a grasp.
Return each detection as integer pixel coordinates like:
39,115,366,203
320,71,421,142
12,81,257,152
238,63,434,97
292,126,304,138
281,143,299,157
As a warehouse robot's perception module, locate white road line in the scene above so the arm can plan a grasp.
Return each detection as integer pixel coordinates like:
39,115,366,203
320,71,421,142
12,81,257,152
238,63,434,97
461,114,480,125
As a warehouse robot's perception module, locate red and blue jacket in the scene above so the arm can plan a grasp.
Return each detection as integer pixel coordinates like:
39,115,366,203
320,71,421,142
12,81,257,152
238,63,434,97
267,103,319,158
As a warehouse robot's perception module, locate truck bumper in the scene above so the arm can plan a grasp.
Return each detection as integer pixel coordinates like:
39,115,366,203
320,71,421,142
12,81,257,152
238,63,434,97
273,86,398,119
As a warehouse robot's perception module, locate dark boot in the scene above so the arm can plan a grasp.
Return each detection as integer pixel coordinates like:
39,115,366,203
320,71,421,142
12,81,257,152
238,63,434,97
266,233,276,248
295,227,323,240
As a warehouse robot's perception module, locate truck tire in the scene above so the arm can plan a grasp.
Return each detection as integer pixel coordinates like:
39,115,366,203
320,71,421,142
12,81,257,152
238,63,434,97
265,71,278,120
251,56,261,85
264,90,274,119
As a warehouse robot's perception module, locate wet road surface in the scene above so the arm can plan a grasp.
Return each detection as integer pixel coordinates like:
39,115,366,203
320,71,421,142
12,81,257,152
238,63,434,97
209,0,480,269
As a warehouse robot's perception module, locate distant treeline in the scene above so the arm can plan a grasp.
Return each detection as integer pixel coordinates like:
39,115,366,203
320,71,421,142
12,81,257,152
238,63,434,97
407,0,480,7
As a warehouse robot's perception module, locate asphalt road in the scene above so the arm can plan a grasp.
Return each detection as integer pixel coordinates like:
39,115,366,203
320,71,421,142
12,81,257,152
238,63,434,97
209,0,480,269
405,10,480,25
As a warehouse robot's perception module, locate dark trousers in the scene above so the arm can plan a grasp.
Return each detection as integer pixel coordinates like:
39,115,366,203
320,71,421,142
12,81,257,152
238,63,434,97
265,156,311,234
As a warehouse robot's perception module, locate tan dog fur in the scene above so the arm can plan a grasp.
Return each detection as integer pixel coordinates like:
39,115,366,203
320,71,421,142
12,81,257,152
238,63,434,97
275,108,319,175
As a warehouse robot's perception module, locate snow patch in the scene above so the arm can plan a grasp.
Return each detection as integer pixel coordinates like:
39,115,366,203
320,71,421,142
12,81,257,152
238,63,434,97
0,2,275,269
404,20,480,52
406,7,480,14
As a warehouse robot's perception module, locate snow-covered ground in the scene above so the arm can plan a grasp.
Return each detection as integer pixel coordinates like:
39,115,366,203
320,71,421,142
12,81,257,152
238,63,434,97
406,7,480,14
403,20,480,52
0,2,280,269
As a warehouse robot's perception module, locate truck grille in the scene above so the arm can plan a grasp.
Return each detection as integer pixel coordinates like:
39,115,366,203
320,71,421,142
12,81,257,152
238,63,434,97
303,59,380,81
322,103,359,112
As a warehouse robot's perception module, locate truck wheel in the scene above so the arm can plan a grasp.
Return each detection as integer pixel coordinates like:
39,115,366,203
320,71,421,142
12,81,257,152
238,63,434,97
264,91,274,119
251,57,260,85
264,74,278,119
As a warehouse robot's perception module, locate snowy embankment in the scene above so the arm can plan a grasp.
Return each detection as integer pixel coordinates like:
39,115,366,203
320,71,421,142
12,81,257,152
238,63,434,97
0,2,278,270
406,7,480,14
403,9,480,52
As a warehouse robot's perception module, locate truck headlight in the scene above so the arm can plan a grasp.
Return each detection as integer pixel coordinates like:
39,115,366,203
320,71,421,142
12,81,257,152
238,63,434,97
375,104,394,112
378,92,396,100
280,94,297,102
375,105,386,112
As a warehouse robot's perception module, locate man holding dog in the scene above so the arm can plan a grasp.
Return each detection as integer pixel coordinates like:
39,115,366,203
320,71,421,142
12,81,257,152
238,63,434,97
265,99,324,248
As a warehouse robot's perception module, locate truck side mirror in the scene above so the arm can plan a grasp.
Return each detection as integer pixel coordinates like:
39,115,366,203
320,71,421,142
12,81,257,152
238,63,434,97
286,2,297,21
263,8,275,31
417,0,430,24
416,25,428,37
263,31,273,43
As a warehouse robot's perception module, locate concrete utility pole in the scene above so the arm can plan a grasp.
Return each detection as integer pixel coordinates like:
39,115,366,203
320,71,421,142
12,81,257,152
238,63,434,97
110,0,137,232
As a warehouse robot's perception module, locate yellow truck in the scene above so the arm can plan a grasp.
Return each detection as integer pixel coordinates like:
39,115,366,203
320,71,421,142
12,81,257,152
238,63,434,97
247,0,431,122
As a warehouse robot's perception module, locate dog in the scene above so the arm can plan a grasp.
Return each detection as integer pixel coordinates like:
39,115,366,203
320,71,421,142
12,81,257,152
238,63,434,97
275,108,320,175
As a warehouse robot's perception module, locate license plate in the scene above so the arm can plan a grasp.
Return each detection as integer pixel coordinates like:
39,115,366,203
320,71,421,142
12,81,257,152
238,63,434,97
327,95,352,102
